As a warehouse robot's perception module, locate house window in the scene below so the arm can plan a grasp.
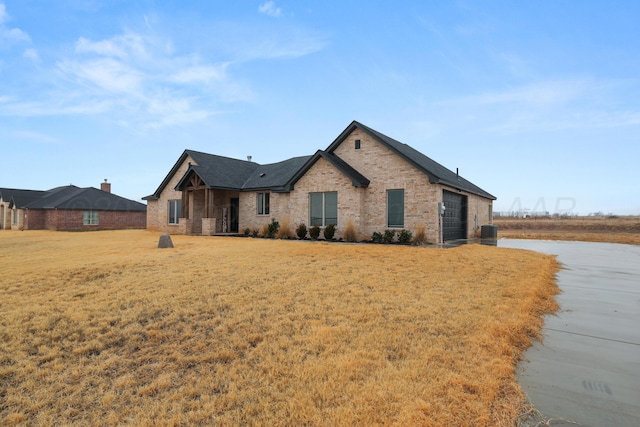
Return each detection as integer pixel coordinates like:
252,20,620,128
83,211,99,225
257,192,270,215
387,189,404,228
168,200,182,225
12,209,18,225
310,191,337,227
488,205,493,223
355,139,361,149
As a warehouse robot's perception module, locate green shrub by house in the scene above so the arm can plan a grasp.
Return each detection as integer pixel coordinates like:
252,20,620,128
323,224,336,240
383,230,395,244
296,223,308,240
309,225,321,240
398,229,413,244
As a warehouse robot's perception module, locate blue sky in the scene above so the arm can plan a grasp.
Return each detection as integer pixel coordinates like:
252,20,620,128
1,1,639,215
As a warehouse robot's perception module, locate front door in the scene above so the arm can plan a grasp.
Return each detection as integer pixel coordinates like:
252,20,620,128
230,198,239,233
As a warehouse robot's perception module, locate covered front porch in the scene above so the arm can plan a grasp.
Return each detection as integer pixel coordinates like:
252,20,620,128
177,173,240,236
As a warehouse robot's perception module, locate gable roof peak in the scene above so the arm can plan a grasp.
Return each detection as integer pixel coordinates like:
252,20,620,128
327,120,495,200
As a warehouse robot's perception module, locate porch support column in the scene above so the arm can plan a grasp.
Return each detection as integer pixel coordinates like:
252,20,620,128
182,190,189,219
204,188,210,218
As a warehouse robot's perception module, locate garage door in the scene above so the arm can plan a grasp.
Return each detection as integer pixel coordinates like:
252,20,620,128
443,190,467,241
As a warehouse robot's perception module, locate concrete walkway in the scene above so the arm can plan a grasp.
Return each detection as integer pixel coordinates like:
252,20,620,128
498,240,640,427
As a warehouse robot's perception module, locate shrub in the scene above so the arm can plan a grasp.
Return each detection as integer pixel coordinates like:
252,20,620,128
372,231,383,243
276,218,294,239
343,219,357,242
383,230,395,244
243,228,251,236
259,223,270,237
296,223,308,240
252,229,259,238
398,229,413,244
412,225,427,245
267,218,280,238
309,225,321,240
323,224,336,240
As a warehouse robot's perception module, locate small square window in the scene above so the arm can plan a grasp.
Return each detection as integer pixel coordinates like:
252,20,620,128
355,139,361,149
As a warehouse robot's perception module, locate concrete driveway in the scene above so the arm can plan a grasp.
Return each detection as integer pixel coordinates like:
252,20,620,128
497,240,640,427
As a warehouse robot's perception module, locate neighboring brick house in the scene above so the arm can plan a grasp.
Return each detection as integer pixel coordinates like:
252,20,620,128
0,181,146,231
144,121,495,243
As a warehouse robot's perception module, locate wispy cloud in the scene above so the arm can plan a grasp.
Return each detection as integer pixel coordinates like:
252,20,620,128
258,1,281,17
433,78,640,134
0,3,327,129
0,2,30,46
23,47,39,62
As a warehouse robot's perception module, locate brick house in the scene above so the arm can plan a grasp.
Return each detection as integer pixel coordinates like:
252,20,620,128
144,121,495,243
0,181,146,231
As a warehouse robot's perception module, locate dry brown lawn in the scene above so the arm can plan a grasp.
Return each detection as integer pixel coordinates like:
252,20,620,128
0,230,559,426
495,216,640,245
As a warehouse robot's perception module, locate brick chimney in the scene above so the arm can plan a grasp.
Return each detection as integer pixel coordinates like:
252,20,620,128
100,179,111,193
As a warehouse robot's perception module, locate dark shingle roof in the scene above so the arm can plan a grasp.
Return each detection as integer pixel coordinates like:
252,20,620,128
243,156,312,191
326,121,496,200
0,188,46,208
26,186,146,211
166,150,313,194
186,150,261,190
145,121,494,201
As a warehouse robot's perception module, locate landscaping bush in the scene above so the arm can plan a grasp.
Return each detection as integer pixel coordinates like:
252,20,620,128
296,223,308,240
372,231,383,243
267,218,280,238
323,224,336,240
276,218,294,239
383,229,396,244
252,229,259,238
260,223,270,237
343,219,357,242
398,229,413,244
244,228,251,236
309,225,321,240
412,225,428,245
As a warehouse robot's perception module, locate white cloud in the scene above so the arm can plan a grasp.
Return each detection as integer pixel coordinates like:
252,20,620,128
0,12,324,129
58,58,143,94
23,48,39,62
259,1,281,17
0,3,30,46
75,33,147,59
170,64,229,84
0,3,7,24
430,78,640,135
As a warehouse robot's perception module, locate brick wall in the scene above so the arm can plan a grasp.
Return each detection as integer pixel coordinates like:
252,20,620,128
239,191,291,234
287,157,366,240
333,129,441,241
38,209,146,230
25,209,46,229
146,155,193,234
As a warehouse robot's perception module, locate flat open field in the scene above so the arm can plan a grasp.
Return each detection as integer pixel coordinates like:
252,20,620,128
494,216,640,245
0,231,559,426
